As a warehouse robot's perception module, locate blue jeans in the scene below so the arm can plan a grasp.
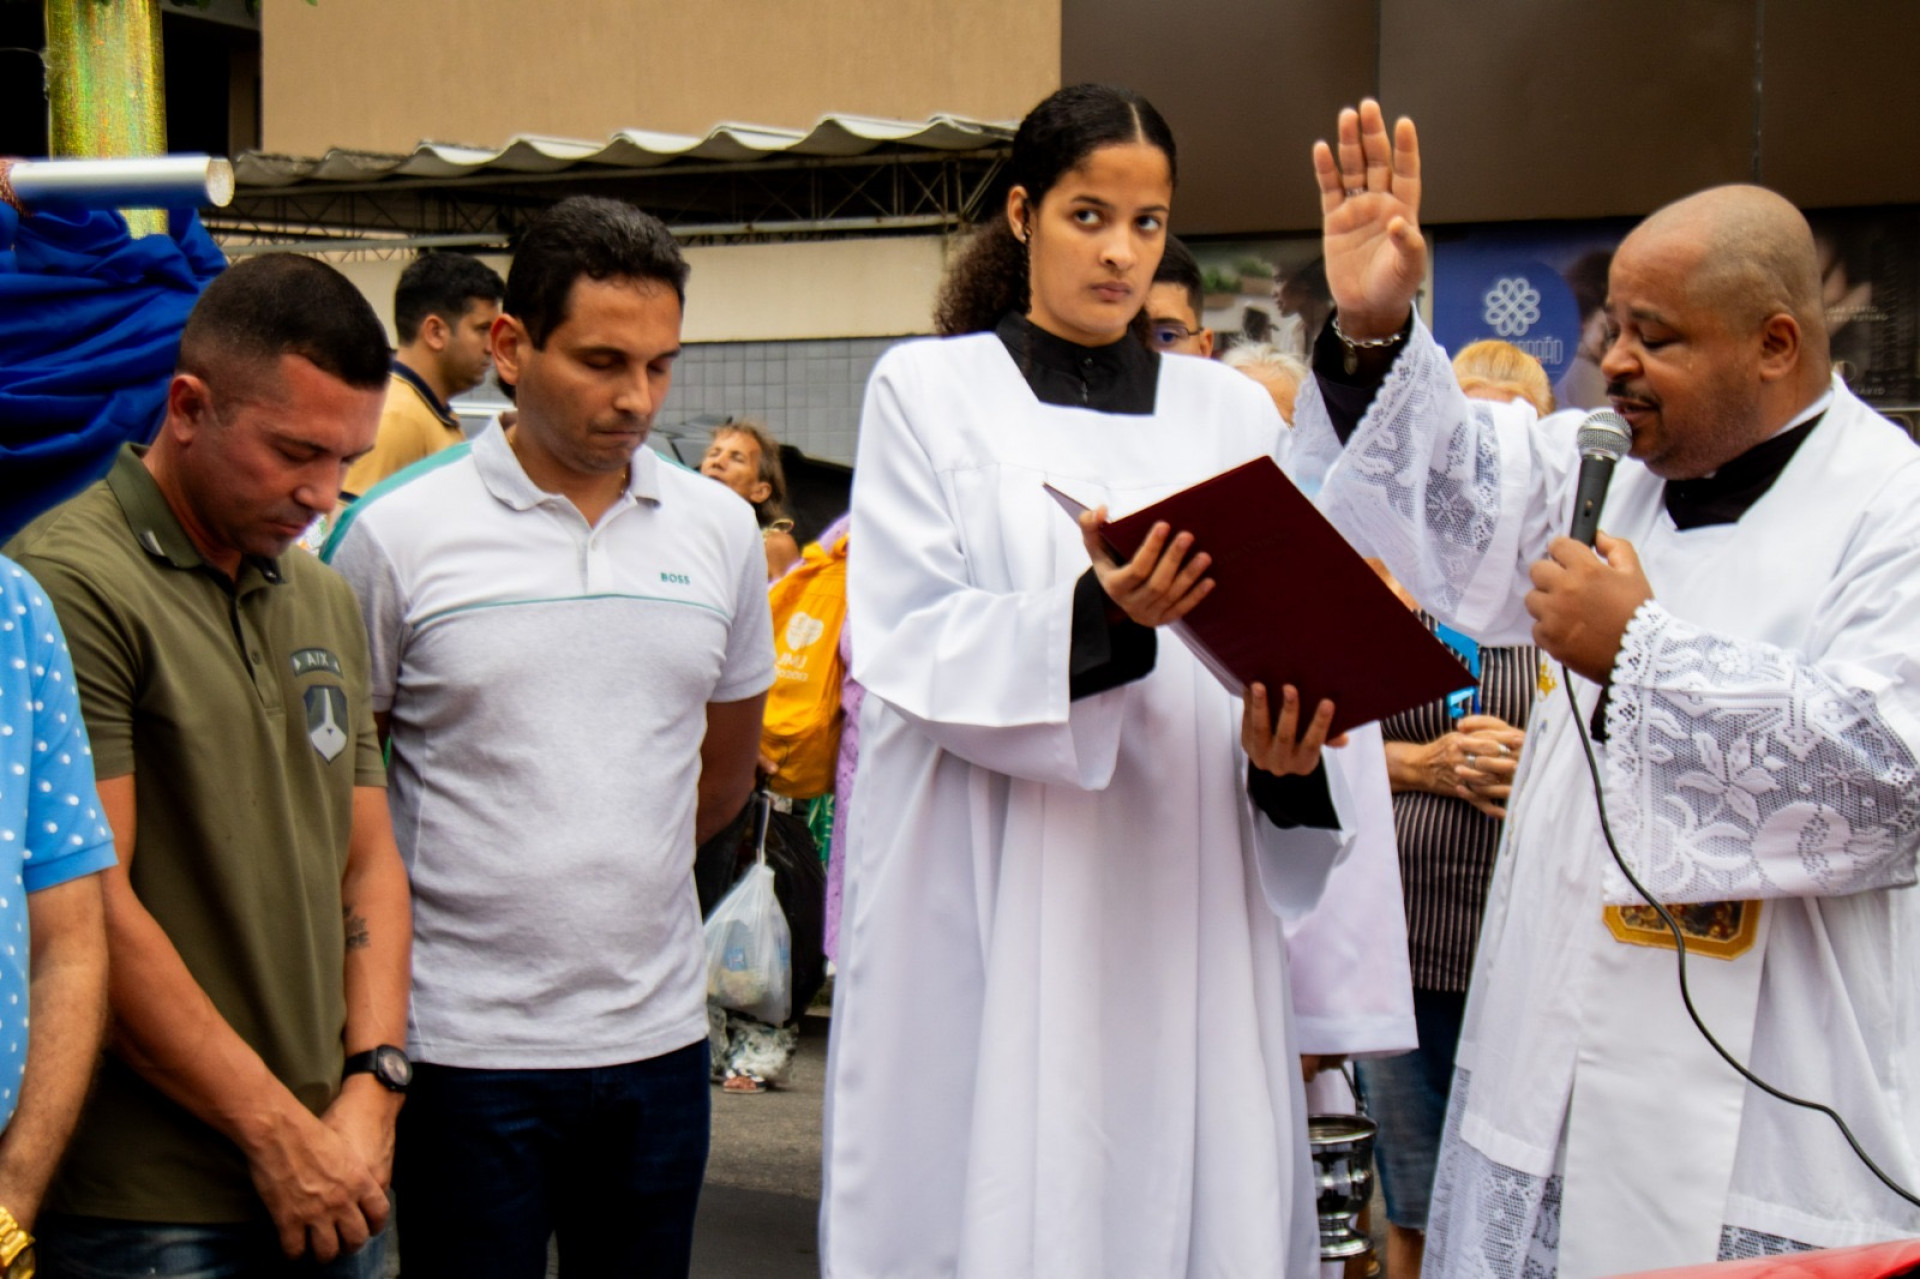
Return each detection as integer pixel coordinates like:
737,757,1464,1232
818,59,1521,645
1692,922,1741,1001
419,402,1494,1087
38,1216,390,1278
394,1040,710,1279
1354,988,1468,1230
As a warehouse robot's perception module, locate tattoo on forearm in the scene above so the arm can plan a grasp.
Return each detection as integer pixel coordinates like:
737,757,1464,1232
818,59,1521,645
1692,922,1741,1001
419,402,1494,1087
342,904,370,951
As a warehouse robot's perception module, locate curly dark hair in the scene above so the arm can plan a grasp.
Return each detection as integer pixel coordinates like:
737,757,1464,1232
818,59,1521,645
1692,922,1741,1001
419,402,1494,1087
934,84,1177,337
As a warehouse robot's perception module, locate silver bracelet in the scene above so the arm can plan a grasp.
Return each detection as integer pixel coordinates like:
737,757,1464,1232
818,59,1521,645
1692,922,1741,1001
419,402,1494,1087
1329,311,1409,374
1328,311,1408,350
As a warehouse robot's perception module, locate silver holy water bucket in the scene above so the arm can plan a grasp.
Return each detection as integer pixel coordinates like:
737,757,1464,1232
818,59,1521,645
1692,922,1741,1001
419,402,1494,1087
1308,1112,1378,1261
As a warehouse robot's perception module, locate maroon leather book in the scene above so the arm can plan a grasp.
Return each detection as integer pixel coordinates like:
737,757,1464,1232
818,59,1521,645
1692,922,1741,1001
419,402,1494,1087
1047,457,1472,738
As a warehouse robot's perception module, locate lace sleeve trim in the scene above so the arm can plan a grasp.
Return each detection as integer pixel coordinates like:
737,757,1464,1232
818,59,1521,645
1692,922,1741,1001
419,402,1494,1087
1320,322,1506,621
1601,598,1668,883
1427,1067,1818,1274
1603,600,1920,901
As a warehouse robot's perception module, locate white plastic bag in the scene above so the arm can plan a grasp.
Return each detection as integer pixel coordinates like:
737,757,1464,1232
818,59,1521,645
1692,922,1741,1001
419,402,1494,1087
703,798,792,1024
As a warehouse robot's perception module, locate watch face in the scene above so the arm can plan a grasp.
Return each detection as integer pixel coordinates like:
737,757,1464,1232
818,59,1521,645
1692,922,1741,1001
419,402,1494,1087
372,1045,412,1089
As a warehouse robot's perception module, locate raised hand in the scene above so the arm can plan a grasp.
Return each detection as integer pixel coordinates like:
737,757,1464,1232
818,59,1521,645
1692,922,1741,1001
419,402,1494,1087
1311,99,1426,340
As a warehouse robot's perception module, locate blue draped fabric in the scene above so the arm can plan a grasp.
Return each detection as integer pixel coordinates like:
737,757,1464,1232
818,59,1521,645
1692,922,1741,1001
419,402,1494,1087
0,203,226,541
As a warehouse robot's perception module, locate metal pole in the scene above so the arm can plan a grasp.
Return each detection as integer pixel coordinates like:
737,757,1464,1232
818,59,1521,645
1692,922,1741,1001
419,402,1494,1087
3,155,233,213
221,231,509,256
43,0,170,235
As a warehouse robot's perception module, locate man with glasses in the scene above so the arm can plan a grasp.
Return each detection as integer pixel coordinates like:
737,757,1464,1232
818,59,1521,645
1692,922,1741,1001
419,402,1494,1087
1145,235,1215,357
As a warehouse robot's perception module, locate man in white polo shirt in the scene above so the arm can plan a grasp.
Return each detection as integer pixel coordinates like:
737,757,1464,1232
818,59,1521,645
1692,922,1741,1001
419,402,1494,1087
324,196,774,1278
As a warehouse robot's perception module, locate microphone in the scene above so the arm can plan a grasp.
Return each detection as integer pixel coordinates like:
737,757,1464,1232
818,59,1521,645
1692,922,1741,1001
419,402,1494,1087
1568,410,1633,547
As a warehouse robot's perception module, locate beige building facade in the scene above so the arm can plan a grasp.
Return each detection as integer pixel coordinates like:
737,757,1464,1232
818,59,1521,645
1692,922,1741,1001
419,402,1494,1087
332,238,947,349
255,0,1054,463
326,237,950,467
261,0,1058,156
247,0,1920,463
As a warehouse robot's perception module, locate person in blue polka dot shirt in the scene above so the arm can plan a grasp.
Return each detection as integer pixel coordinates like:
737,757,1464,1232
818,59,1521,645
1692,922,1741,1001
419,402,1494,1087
0,554,113,1260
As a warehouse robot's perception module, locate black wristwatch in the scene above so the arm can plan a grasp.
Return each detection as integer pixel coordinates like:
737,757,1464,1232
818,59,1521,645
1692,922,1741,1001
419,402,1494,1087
342,1044,412,1094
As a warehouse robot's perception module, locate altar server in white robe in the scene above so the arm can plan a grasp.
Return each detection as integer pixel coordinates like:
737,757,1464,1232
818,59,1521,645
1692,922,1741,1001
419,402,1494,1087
821,85,1376,1279
1289,99,1920,1278
1286,723,1415,1080
1215,347,1416,1084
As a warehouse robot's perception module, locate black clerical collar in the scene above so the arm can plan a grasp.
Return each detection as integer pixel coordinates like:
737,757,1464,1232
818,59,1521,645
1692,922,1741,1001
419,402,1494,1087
1663,411,1824,530
994,312,1160,415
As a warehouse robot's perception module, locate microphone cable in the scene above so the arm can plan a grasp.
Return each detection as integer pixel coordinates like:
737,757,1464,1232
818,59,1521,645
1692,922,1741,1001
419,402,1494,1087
1562,664,1920,1210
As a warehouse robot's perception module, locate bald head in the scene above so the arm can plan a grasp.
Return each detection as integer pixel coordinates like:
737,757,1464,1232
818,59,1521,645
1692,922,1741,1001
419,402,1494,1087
1600,184,1836,479
1627,185,1830,374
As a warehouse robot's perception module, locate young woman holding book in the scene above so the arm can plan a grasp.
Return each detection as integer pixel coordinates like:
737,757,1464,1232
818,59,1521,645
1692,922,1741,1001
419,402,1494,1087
820,84,1378,1278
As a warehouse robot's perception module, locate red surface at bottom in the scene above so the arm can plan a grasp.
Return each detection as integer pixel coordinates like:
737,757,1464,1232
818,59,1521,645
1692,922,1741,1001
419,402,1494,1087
1614,1238,1920,1277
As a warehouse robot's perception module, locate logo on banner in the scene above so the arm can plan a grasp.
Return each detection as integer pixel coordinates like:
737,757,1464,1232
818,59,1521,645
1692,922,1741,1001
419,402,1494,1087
1434,245,1588,381
1482,276,1543,337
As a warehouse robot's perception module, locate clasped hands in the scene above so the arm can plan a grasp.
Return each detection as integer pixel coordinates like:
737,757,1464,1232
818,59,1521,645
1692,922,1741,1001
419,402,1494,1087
1397,715,1524,820
1079,509,1344,777
247,1075,396,1262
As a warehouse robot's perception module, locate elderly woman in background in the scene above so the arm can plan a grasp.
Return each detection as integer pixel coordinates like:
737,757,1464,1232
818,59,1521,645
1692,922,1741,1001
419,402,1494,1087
1355,339,1550,1279
701,418,803,578
1221,341,1311,425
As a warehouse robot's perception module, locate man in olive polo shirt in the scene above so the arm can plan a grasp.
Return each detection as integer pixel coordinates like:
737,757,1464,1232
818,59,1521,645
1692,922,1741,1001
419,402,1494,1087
7,253,414,1278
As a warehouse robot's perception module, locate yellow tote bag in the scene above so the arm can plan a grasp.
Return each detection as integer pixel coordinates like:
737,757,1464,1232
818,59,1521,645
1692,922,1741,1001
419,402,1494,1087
759,534,848,799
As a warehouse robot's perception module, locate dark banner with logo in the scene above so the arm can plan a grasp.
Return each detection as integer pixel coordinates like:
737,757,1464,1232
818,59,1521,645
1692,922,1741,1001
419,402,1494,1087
1813,206,1920,415
1429,208,1920,421
1430,221,1630,412
1188,209,1918,433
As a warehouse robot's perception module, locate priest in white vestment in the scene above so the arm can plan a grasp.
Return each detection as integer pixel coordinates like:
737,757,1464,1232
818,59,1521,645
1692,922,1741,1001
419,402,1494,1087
1288,100,1920,1278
